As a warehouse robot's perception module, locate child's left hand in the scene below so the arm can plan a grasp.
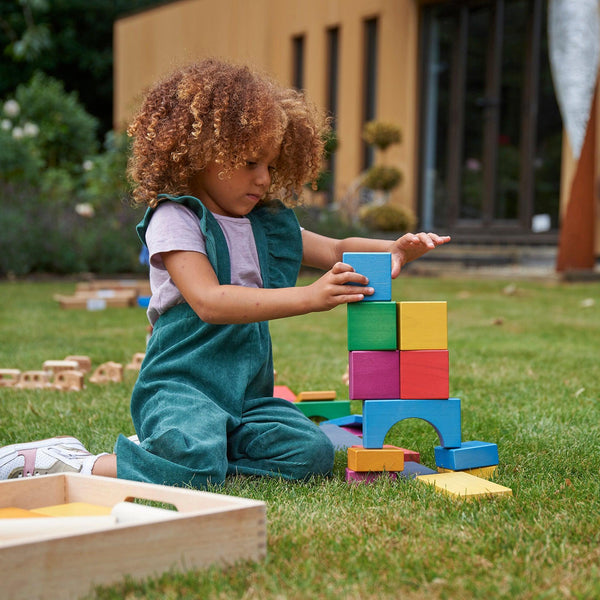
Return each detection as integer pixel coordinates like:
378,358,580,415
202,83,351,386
389,232,451,278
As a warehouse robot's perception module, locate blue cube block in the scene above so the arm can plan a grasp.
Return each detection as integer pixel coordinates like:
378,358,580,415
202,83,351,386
434,440,499,470
342,252,392,302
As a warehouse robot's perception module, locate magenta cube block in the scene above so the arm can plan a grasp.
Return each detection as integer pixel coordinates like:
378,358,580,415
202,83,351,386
345,467,398,483
349,350,400,400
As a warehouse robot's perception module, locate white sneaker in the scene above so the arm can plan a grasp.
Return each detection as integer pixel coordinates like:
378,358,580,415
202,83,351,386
0,437,94,479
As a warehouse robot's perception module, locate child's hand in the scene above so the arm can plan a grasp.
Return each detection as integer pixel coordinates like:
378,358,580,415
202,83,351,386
389,232,451,278
307,262,373,311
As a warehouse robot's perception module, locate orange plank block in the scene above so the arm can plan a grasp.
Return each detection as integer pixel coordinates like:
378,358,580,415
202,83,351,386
296,390,336,402
347,446,405,472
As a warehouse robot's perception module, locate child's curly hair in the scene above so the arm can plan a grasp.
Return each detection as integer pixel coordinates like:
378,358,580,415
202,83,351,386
127,58,329,207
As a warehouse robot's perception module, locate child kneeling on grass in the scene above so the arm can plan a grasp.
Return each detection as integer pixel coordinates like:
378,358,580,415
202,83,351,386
0,59,450,488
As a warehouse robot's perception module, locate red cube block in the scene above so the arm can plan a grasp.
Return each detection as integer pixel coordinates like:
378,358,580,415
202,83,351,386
399,350,449,399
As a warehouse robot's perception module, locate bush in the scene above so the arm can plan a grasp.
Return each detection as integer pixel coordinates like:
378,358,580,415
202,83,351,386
0,182,145,277
359,203,416,233
362,165,403,192
294,205,367,240
362,121,402,151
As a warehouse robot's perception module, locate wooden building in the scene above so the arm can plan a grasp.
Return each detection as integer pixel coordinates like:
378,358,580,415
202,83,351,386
114,0,599,258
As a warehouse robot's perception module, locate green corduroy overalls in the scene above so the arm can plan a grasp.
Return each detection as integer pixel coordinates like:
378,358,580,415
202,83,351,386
113,195,334,488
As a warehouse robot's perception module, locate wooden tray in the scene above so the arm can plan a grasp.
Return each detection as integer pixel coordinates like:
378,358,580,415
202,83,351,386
0,474,266,600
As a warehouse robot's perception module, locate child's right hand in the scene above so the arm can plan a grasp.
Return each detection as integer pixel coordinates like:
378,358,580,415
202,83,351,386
307,262,373,311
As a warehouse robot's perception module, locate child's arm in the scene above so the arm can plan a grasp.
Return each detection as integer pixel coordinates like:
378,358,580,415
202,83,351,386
301,230,451,278
162,250,372,324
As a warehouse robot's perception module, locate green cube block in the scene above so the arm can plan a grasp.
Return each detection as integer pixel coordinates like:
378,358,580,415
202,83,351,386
296,400,351,421
347,301,397,350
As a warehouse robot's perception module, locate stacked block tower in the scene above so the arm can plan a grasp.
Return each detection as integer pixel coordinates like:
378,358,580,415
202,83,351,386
343,252,504,493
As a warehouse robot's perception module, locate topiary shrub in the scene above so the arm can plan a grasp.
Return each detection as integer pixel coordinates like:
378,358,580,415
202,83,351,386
359,202,416,233
362,165,403,192
362,121,402,151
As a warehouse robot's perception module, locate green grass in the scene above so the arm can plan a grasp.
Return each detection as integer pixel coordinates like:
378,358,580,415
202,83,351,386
1,275,600,599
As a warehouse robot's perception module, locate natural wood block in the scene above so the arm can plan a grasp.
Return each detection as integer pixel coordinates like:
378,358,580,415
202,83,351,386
342,252,392,302
64,355,92,373
42,360,80,375
349,350,400,399
296,390,336,402
126,352,146,371
434,440,499,470
0,369,21,387
347,445,405,472
89,361,123,384
53,370,85,391
398,301,448,350
347,301,397,350
416,471,512,499
15,371,51,389
0,474,266,600
400,350,449,399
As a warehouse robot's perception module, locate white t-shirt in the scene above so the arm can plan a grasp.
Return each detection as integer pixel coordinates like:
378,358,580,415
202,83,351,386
144,202,263,325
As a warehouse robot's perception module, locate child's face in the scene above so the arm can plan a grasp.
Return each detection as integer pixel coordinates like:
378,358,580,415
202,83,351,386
189,147,279,218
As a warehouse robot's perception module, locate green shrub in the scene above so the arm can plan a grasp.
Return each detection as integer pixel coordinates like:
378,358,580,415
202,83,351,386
362,165,403,192
359,202,416,232
362,121,402,151
294,205,367,240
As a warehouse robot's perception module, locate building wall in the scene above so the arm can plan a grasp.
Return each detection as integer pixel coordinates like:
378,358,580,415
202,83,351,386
114,0,419,211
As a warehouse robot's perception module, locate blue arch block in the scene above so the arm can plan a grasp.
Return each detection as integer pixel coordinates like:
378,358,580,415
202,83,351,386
362,398,461,449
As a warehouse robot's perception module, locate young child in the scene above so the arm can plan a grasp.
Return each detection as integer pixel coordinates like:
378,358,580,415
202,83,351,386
0,59,450,488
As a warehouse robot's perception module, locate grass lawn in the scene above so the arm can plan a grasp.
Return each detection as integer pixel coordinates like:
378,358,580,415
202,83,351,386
1,274,599,599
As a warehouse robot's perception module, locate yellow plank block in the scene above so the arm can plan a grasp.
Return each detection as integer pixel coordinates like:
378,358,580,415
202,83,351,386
416,472,512,499
347,446,405,472
437,465,498,480
33,502,112,517
296,390,336,402
398,301,447,350
0,507,48,519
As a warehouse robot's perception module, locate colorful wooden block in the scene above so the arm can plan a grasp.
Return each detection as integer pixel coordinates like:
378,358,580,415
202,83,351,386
399,349,449,399
349,350,400,399
398,301,448,350
345,468,398,483
437,465,498,480
319,423,363,449
347,301,397,350
323,415,363,427
347,446,405,472
342,252,392,302
352,444,420,463
296,390,336,402
396,462,437,479
434,440,499,470
416,471,512,499
295,400,351,421
274,385,297,403
362,398,461,449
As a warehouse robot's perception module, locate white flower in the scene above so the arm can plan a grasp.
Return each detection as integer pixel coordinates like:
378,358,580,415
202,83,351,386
11,127,24,139
1,119,11,131
82,159,94,171
23,122,39,137
3,100,20,118
75,203,95,218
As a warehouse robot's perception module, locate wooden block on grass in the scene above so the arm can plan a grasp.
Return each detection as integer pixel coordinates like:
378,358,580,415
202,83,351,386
347,446,405,472
416,471,512,499
347,301,397,350
345,468,397,483
273,385,297,403
342,252,392,301
398,301,447,350
295,400,351,421
349,350,400,399
437,465,498,480
0,369,21,387
400,350,449,399
296,390,336,402
362,398,461,449
434,441,499,470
